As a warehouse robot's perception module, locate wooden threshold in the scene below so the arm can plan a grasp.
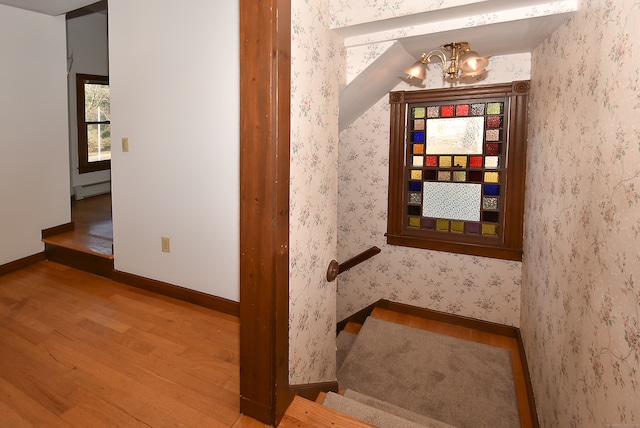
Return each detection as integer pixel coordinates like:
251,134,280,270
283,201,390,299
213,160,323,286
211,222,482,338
278,396,375,428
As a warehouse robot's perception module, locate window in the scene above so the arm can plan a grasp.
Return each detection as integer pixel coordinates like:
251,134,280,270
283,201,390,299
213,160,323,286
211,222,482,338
386,81,530,261
76,74,110,173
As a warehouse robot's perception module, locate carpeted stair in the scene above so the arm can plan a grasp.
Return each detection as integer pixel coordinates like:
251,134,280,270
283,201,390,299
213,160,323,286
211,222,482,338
323,311,520,428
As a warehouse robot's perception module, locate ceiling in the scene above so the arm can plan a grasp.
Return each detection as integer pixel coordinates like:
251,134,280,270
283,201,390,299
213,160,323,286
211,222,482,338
0,0,104,16
336,0,578,130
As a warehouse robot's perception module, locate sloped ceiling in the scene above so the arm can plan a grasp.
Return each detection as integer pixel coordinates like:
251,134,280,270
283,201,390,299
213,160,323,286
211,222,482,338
0,0,103,15
337,0,578,131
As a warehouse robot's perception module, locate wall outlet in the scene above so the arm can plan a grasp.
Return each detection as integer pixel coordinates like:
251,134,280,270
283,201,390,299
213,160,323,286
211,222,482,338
122,137,130,152
161,236,170,253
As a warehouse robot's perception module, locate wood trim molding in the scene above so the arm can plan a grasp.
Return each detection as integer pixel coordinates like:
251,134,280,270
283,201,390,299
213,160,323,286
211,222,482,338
377,300,518,338
42,222,74,238
112,270,239,317
336,300,383,333
0,252,46,277
239,0,291,425
338,299,518,337
517,329,540,428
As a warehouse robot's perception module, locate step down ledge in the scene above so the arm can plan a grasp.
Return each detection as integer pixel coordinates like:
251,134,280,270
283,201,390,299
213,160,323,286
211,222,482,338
323,392,456,428
280,395,375,428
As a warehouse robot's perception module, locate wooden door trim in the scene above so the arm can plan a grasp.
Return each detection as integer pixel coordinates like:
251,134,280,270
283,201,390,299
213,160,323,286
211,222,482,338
239,0,291,425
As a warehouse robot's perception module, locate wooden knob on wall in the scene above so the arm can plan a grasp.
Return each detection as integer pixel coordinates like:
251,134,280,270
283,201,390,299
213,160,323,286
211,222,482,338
326,260,339,282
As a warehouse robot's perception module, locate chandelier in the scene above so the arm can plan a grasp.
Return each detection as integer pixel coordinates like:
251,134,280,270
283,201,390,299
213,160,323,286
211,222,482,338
403,41,489,81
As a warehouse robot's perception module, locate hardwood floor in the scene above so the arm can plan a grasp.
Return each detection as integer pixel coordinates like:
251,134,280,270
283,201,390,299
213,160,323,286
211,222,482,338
0,261,268,427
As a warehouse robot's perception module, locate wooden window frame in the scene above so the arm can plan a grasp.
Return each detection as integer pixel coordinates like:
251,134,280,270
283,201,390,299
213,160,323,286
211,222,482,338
76,73,110,174
386,81,530,261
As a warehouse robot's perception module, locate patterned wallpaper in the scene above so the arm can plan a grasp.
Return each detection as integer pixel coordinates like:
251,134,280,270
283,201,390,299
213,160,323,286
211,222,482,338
521,0,640,425
289,0,344,384
337,53,531,326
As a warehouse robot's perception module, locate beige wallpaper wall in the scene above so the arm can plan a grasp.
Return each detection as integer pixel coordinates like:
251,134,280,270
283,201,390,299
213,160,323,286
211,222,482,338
522,1,640,425
337,53,531,326
289,0,344,384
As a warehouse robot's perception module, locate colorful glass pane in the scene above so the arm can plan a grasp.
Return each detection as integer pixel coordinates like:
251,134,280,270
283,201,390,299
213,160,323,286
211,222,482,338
408,206,421,216
414,119,425,130
483,197,498,210
469,156,483,168
425,155,438,166
484,172,499,183
422,218,436,230
451,221,465,232
486,130,500,141
413,156,424,167
413,131,425,142
466,223,481,234
438,171,451,181
441,105,454,117
413,107,426,118
426,117,484,155
487,116,502,128
487,103,503,115
482,224,498,235
413,144,425,154
439,156,452,168
453,171,467,182
408,181,422,191
423,182,482,221
471,103,485,115
409,193,422,204
468,171,483,182
436,219,449,231
427,106,439,118
453,156,467,168
485,156,499,168
409,217,421,227
424,170,437,180
484,184,500,196
486,143,500,155
483,211,499,223
456,104,469,116
411,170,423,180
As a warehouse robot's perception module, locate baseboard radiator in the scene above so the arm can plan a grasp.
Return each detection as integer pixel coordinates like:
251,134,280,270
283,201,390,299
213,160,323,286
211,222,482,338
74,181,111,200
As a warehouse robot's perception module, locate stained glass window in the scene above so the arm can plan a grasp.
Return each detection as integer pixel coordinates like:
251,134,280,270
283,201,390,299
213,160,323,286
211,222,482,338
387,81,530,261
406,99,505,240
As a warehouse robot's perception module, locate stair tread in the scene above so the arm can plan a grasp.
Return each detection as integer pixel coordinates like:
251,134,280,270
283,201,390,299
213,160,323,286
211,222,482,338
280,396,375,428
343,321,362,334
324,392,451,428
341,390,457,428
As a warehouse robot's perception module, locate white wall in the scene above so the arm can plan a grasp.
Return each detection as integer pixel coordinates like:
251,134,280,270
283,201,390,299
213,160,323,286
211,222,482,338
108,0,240,301
66,12,110,193
0,5,70,265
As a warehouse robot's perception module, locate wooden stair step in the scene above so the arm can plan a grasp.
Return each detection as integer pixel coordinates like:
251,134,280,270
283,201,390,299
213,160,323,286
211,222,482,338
279,396,375,428
343,321,362,334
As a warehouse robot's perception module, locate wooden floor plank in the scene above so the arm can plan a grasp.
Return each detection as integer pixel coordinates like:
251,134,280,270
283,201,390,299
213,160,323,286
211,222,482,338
0,261,241,427
278,396,375,428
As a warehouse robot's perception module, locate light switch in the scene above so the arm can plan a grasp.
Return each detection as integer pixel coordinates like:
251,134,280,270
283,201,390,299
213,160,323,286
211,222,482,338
122,137,130,152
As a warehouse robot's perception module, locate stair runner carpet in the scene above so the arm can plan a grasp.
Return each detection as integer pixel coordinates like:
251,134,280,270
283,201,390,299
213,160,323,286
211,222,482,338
329,316,520,428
